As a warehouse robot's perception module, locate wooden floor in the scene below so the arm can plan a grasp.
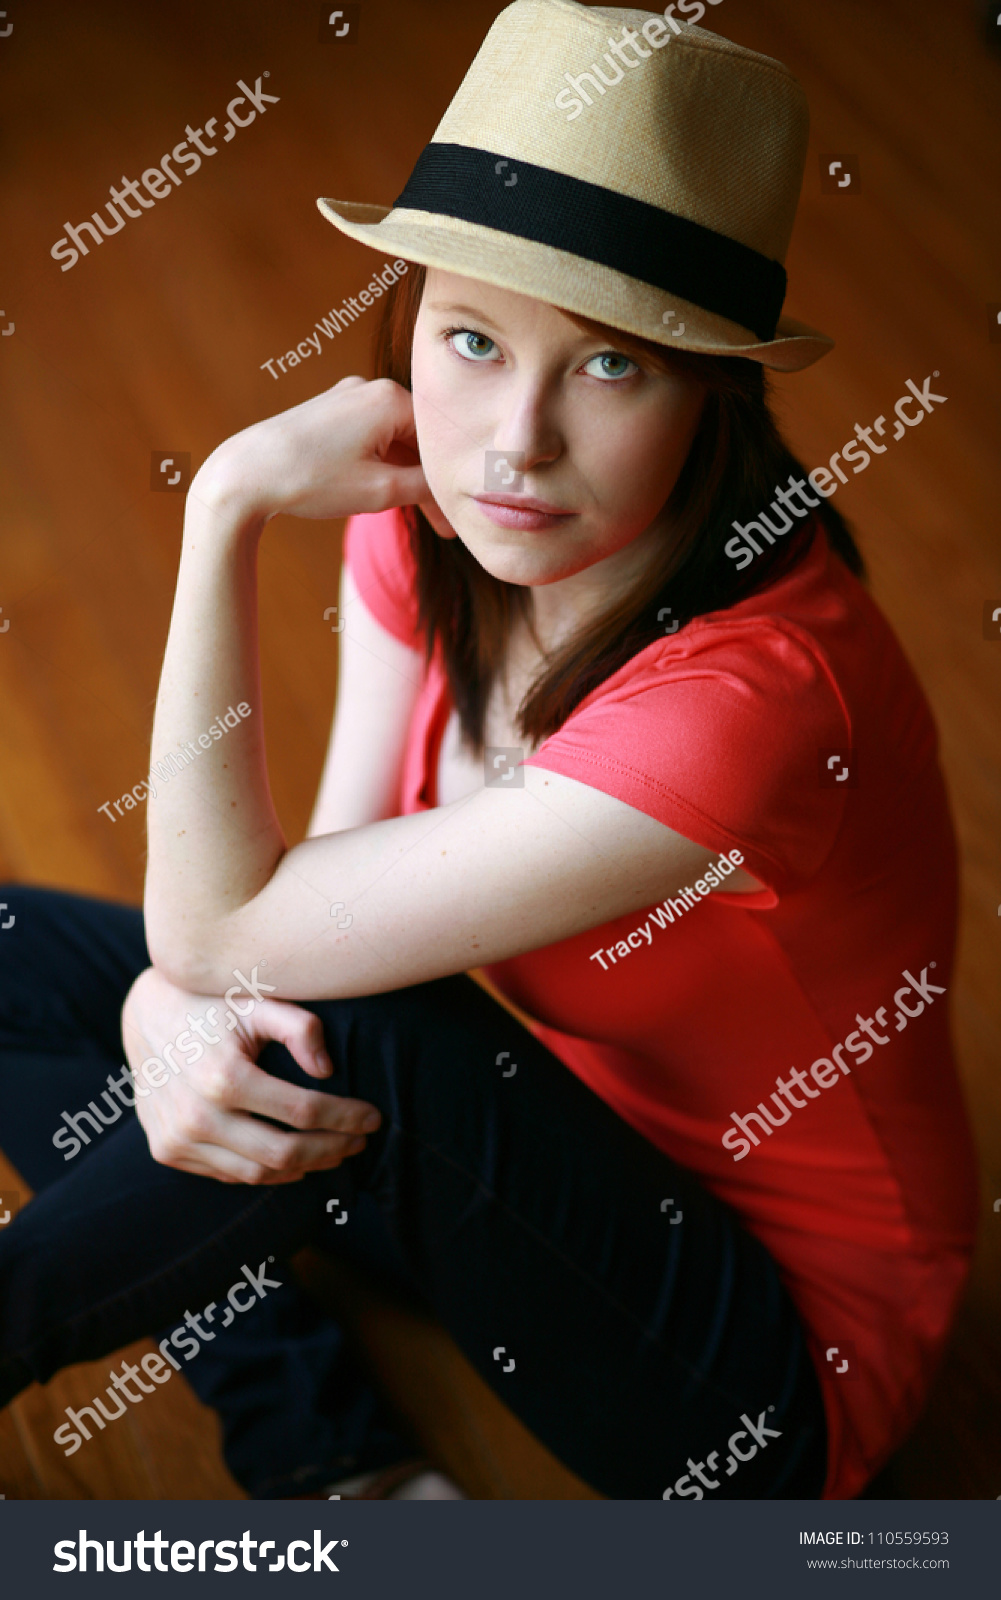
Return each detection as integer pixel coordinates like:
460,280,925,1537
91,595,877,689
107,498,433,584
1,0,999,1499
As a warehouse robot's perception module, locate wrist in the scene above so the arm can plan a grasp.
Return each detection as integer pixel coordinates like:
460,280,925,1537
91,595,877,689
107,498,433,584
187,455,273,533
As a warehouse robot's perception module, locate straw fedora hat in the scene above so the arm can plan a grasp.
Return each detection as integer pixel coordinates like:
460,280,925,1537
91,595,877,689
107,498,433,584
317,0,832,372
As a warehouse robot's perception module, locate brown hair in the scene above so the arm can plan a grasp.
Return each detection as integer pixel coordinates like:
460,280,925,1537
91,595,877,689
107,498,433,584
374,263,864,752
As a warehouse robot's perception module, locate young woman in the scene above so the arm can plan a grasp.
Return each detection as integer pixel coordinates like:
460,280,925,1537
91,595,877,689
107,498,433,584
0,4,977,1502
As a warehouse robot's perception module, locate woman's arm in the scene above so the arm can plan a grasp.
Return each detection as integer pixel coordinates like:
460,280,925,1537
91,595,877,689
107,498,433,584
143,375,429,981
306,563,423,838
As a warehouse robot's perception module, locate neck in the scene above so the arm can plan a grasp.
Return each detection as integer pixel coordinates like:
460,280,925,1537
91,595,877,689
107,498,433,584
527,511,677,654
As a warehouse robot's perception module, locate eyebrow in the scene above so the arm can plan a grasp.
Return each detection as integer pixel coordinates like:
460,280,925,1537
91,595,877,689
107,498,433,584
424,302,506,328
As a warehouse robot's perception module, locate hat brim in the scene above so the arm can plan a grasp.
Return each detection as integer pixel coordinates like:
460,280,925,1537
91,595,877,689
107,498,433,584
317,197,833,373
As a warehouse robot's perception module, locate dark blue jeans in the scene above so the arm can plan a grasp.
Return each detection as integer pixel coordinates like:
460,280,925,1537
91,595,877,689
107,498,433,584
0,885,827,1499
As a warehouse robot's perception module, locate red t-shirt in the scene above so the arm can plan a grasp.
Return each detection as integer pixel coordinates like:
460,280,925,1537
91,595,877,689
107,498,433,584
342,508,977,1500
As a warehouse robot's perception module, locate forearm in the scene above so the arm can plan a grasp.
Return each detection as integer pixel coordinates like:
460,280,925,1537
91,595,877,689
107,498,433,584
144,487,284,980
305,564,424,839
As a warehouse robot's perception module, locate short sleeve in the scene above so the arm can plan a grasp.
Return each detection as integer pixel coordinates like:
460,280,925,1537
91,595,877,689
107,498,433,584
524,617,853,893
342,508,422,649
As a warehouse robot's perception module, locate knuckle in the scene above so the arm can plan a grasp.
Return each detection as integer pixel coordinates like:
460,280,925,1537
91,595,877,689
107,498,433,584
183,1105,214,1141
200,1060,240,1104
291,1097,325,1132
150,1134,180,1166
266,1140,303,1174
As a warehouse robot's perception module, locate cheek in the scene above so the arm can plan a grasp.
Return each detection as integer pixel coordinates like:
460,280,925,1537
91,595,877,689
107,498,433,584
586,404,697,518
411,346,472,497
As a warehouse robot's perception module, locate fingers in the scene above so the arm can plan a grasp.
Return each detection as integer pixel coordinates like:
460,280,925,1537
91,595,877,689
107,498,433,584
373,465,430,513
195,1052,381,1135
145,1091,369,1183
254,1001,334,1080
383,438,422,470
128,987,384,1184
162,1145,327,1186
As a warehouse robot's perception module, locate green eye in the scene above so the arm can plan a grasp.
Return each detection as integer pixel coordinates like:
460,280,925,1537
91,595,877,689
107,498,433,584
449,330,498,361
585,352,637,381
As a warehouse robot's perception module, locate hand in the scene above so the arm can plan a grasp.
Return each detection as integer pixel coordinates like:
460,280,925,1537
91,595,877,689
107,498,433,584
189,375,436,526
121,965,382,1185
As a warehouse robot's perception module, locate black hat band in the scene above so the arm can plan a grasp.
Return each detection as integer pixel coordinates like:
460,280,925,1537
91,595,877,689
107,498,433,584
393,143,787,344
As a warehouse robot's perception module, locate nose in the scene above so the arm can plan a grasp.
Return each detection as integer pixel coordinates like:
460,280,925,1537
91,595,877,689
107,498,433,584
490,375,563,475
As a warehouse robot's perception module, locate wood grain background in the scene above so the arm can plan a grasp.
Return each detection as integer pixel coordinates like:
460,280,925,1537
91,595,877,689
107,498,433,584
0,0,998,1499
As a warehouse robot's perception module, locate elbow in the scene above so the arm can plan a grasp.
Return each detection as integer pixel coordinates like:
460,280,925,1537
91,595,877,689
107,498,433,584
146,938,220,995
143,905,226,993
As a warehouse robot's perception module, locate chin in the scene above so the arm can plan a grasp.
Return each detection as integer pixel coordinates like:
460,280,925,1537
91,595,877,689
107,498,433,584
451,525,593,586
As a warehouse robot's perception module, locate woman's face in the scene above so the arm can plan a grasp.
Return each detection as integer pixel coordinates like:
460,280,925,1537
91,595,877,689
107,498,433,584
410,270,707,589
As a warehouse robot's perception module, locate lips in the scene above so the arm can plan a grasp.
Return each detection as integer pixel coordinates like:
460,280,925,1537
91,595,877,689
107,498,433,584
473,493,577,531
475,494,573,515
